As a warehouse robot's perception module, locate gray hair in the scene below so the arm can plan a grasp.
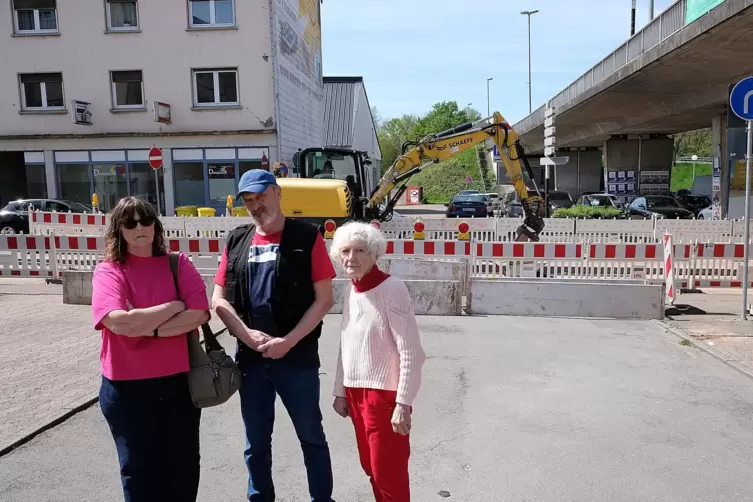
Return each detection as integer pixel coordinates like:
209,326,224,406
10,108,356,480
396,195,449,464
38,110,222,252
328,221,387,261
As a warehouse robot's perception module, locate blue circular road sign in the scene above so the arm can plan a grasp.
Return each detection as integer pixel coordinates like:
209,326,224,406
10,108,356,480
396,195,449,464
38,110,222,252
730,76,753,121
279,162,289,177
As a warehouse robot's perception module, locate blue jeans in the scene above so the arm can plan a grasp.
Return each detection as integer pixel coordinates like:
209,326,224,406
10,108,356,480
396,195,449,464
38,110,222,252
239,360,335,502
99,373,201,502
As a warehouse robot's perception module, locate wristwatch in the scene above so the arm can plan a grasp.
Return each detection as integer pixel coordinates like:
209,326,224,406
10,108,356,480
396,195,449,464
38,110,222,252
153,328,159,337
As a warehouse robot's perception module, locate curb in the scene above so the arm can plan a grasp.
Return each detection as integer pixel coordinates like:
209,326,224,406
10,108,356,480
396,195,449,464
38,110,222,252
655,319,753,381
0,396,99,458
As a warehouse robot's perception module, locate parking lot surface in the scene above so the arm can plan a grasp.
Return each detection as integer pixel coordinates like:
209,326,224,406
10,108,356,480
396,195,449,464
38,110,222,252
3,313,753,501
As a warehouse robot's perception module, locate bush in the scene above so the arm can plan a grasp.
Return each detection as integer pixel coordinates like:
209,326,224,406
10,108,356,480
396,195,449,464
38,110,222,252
552,206,622,219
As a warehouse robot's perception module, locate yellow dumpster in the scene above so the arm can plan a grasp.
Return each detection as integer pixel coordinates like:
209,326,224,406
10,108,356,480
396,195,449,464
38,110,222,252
175,205,198,217
232,206,247,216
197,207,216,217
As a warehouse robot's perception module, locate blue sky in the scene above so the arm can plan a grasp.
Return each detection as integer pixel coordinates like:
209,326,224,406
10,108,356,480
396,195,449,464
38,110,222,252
321,0,675,125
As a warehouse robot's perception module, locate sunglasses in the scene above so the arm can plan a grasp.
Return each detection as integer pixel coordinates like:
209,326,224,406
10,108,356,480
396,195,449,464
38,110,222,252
121,215,155,230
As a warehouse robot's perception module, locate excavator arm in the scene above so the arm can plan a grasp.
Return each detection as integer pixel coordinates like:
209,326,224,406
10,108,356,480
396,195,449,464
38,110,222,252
365,112,546,241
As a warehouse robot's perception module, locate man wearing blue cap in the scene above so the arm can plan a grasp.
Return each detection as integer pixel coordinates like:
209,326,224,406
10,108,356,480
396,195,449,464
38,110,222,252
212,169,337,502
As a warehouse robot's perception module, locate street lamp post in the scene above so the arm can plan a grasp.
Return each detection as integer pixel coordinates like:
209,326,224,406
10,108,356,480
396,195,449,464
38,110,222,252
521,10,538,114
486,77,493,117
631,0,637,35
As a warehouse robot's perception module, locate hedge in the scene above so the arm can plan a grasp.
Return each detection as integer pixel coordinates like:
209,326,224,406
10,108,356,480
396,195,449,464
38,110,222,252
551,206,622,219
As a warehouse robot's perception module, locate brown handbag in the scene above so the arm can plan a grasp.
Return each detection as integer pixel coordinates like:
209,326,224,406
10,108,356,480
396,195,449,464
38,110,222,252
168,253,241,408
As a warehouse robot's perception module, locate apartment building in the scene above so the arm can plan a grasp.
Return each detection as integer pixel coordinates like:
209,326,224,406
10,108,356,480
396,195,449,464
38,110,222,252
0,0,324,214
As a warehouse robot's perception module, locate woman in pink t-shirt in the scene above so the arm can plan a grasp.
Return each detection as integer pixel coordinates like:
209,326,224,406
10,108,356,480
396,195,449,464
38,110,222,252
92,197,210,502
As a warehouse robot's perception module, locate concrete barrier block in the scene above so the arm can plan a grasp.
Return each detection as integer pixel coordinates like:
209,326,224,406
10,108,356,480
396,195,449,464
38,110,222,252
330,278,462,316
333,257,469,297
62,271,93,305
468,279,664,319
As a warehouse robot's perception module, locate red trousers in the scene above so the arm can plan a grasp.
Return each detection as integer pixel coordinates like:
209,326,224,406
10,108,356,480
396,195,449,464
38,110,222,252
345,387,412,502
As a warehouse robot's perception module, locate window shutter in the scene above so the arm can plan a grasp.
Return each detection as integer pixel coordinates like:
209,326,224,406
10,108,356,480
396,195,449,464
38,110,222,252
20,73,62,84
14,0,56,9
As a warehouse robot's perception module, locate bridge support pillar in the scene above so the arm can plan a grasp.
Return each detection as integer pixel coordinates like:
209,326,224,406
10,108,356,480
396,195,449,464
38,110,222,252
549,148,603,196
604,135,673,203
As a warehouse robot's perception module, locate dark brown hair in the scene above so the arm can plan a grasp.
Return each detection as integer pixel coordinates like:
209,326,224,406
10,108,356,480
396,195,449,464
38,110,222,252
104,197,167,264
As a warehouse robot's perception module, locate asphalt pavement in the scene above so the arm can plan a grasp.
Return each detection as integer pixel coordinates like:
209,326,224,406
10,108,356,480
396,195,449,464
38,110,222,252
4,314,753,501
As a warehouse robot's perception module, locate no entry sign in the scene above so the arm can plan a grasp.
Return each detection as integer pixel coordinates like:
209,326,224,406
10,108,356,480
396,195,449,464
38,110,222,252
148,147,163,170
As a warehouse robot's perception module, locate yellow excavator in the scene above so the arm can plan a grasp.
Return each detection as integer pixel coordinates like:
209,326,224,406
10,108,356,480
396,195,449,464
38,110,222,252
283,112,546,241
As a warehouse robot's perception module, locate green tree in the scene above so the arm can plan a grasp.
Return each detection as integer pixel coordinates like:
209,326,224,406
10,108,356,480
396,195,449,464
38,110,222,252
673,128,713,164
375,100,490,202
371,106,382,129
413,101,474,138
376,114,420,174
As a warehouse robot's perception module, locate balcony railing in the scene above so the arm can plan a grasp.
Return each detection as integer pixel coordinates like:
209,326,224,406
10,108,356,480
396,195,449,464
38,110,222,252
513,0,725,135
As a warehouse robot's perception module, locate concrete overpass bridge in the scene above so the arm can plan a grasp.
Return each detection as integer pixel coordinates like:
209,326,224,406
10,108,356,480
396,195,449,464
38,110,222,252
510,0,753,213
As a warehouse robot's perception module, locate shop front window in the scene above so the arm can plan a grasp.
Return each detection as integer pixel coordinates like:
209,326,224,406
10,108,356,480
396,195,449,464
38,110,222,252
208,163,235,206
174,162,204,207
24,164,47,199
129,162,165,213
57,163,91,206
93,163,128,212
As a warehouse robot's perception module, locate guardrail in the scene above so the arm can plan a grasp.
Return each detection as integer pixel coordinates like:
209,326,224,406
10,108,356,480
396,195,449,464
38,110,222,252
513,0,732,135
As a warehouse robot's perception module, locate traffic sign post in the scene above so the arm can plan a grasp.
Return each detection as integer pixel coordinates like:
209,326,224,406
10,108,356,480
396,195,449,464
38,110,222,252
540,103,558,217
729,76,753,319
148,147,163,215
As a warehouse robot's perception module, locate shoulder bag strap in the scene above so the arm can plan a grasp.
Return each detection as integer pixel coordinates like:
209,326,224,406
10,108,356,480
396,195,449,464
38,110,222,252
168,252,226,351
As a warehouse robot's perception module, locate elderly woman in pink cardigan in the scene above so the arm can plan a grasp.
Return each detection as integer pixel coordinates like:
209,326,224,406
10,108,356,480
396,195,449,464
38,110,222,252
330,221,426,502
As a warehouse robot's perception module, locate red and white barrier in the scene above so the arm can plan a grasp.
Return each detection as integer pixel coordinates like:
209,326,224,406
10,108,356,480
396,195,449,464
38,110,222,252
23,208,753,245
476,242,583,259
31,211,106,226
664,233,676,304
386,240,471,257
2,233,751,294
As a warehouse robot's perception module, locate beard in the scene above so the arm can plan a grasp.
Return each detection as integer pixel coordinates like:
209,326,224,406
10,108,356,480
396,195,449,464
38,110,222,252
250,206,277,226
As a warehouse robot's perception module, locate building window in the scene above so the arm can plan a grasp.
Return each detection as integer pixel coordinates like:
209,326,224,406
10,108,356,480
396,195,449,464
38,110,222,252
19,73,64,111
110,70,144,109
192,68,238,107
188,0,234,27
106,0,139,30
13,0,58,33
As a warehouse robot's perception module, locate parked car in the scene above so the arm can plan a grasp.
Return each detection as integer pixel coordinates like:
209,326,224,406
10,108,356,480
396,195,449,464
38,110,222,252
697,205,713,220
501,189,524,218
575,193,623,209
477,194,495,215
0,198,93,234
547,190,575,212
626,196,694,219
445,194,490,218
674,194,712,217
485,192,501,214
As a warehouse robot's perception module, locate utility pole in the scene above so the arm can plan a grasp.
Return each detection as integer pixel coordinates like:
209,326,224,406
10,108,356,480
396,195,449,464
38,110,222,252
649,0,655,20
631,0,637,35
486,77,493,117
521,10,539,114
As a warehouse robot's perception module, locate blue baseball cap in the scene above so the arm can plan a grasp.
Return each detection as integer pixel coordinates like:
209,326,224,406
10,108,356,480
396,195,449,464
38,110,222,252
236,169,278,197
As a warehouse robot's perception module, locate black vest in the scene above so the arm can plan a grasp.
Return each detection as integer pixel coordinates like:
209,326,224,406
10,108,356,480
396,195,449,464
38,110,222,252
223,218,323,367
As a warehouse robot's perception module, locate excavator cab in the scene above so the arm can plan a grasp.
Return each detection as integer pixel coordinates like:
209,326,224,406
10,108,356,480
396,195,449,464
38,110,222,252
293,147,375,220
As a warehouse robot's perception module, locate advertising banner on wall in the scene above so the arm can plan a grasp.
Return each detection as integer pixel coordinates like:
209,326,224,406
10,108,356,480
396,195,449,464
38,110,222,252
272,0,324,171
685,0,724,25
712,156,722,219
